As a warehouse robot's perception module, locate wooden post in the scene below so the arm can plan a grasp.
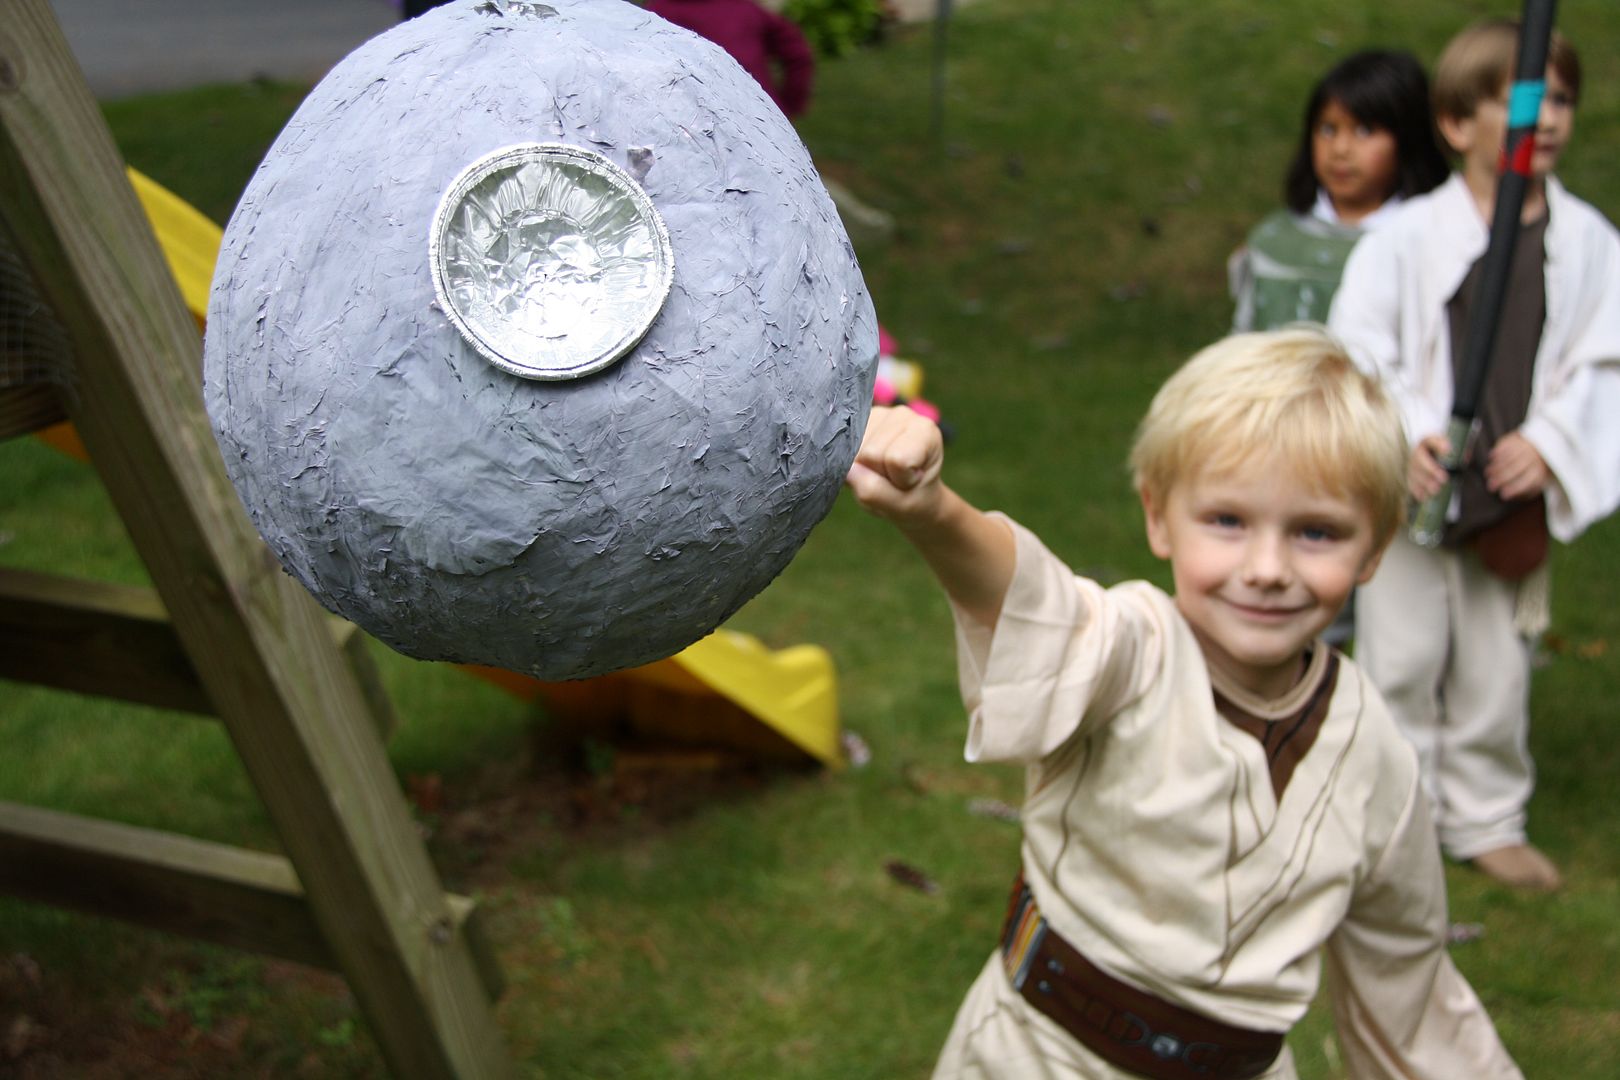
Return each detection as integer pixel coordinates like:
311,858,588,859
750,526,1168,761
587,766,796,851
0,3,512,1076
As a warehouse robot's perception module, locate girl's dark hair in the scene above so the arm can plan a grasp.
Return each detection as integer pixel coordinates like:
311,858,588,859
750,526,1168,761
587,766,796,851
1284,50,1451,215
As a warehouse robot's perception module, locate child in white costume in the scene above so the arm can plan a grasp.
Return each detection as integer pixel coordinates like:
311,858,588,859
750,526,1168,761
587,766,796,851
847,330,1521,1079
1329,20,1620,891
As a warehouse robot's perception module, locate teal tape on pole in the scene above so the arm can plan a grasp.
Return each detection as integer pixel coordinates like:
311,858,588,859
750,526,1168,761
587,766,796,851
1508,80,1545,127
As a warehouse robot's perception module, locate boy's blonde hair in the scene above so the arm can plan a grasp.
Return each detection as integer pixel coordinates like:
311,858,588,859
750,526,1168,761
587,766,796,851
1129,328,1408,546
1433,17,1581,123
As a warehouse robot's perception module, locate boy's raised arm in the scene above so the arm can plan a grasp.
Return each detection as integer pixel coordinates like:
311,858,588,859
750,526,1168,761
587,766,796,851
846,406,1016,628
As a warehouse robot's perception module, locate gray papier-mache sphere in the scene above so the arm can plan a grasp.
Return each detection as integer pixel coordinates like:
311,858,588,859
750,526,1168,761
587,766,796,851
203,0,878,680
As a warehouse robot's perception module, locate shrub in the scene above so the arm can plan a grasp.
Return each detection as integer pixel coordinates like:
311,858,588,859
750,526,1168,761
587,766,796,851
784,0,885,58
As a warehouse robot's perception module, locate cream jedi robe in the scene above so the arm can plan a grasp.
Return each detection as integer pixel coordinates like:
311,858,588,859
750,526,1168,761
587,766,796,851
932,519,1520,1080
1328,172,1620,542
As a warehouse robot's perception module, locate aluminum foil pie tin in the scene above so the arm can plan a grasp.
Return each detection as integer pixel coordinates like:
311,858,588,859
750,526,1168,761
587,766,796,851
429,142,675,381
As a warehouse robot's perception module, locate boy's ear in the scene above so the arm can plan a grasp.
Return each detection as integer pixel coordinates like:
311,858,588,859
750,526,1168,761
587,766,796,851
1436,111,1474,157
1140,487,1172,560
1355,538,1391,586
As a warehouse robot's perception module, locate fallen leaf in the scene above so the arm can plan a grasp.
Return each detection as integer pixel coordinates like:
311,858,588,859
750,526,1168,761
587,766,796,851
206,1014,251,1053
900,763,931,795
406,773,445,814
884,858,939,894
4,1015,47,1061
967,797,1021,824
5,953,42,993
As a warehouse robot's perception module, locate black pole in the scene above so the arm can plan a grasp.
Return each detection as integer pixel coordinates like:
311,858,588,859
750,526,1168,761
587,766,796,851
1410,0,1559,546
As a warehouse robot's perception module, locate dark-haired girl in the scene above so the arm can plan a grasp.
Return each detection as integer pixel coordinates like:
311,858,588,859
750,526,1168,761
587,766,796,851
1230,49,1449,331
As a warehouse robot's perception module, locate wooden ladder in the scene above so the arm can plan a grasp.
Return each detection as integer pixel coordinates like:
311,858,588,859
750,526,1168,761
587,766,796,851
0,2,514,1075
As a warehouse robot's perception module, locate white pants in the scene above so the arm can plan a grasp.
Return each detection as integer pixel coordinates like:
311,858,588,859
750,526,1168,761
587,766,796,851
1356,535,1534,859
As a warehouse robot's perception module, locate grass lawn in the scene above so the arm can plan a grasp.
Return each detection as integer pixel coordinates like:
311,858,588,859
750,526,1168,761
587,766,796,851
3,0,1619,1075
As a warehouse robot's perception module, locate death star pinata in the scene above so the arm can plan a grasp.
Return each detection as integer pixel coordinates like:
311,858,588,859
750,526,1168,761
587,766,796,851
203,0,878,680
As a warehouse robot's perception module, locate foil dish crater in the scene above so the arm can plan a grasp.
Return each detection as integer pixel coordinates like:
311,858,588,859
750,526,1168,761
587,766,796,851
429,142,674,381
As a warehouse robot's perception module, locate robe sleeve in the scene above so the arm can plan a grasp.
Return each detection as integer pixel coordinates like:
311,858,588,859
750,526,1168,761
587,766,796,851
1324,774,1524,1079
950,515,1160,764
1518,206,1620,541
1329,228,1448,445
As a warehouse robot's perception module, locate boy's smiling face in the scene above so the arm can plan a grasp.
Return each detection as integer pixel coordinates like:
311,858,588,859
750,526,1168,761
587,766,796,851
1142,456,1385,699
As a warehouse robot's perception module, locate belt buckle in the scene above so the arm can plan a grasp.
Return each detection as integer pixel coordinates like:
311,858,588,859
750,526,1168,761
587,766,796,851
1124,1012,1222,1075
1149,1031,1185,1060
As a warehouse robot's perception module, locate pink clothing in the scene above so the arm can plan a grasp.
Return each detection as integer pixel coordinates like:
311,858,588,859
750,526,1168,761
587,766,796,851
647,0,815,117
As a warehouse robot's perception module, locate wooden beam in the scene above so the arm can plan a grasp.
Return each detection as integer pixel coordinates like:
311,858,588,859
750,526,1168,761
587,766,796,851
334,615,400,744
0,566,212,713
0,6,511,1076
0,566,397,738
0,801,502,1001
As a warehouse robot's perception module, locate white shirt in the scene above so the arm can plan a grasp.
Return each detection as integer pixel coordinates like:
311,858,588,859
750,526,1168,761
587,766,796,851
1311,188,1405,231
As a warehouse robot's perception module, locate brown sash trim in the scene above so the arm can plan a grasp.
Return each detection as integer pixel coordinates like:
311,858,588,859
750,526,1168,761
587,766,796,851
1218,650,1341,800
999,875,1284,1079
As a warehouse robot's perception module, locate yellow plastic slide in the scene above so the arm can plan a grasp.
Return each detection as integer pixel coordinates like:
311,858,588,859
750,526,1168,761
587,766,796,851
46,168,845,769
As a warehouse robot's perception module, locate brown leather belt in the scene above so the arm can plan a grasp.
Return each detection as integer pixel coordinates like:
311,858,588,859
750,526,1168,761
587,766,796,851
999,875,1284,1079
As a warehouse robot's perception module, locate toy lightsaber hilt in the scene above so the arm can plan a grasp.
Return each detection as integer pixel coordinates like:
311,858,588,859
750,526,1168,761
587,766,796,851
1409,415,1479,549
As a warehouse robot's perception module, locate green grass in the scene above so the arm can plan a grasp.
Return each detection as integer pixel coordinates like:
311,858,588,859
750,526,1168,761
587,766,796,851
4,0,1620,1075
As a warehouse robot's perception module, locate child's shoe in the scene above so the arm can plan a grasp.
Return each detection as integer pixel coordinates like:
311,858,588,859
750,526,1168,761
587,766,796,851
1471,844,1563,891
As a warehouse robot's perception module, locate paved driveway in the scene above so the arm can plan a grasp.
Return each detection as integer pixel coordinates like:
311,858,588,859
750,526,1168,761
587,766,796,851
48,0,399,99
48,0,980,100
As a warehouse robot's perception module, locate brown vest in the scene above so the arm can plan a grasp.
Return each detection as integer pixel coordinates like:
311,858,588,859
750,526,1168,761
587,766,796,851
1443,213,1549,568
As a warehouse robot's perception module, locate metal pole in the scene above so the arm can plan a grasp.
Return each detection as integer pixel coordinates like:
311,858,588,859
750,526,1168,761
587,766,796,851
930,0,954,145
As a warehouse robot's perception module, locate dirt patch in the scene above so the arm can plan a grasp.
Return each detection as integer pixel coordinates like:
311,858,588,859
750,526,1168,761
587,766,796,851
0,951,379,1080
413,722,814,890
1,722,807,1078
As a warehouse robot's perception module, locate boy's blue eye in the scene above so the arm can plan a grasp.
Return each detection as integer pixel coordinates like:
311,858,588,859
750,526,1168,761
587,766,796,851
1300,524,1338,542
1212,513,1242,528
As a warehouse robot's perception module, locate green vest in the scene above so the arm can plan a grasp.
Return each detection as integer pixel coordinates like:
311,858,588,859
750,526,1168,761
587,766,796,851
1233,210,1362,331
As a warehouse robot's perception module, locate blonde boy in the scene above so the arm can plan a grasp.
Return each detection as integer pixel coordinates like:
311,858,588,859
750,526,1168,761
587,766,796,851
848,329,1520,1078
1330,20,1620,890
